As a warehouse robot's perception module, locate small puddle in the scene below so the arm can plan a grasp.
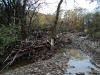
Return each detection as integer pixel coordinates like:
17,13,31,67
62,48,100,75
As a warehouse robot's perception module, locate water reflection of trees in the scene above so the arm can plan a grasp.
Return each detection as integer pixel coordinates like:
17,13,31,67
63,48,88,61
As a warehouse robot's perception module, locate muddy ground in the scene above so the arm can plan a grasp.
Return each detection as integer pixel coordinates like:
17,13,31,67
0,32,100,75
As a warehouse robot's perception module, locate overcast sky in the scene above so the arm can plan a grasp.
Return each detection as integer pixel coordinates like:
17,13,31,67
40,0,97,14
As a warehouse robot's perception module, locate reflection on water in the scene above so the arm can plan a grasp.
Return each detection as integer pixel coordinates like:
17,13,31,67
64,49,87,60
63,48,99,75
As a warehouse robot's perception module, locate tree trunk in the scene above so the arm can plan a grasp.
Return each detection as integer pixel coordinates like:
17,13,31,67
51,0,63,47
21,18,27,40
19,0,27,40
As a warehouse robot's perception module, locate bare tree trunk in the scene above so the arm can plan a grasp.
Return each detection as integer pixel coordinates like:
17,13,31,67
51,0,63,47
21,17,27,40
19,0,27,40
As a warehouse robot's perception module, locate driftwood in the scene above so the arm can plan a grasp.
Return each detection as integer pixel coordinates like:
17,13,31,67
55,38,72,47
0,31,72,71
0,39,52,71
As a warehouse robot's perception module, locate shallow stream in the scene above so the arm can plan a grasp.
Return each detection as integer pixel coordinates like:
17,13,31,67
0,48,100,75
62,48,100,75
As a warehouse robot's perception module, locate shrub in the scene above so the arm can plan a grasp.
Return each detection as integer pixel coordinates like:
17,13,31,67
78,32,87,37
89,27,100,34
95,31,100,38
0,25,18,55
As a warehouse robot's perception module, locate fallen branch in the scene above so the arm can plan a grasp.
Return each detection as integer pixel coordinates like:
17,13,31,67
9,50,20,65
0,61,11,72
0,50,20,72
0,39,52,71
3,51,15,63
3,50,29,62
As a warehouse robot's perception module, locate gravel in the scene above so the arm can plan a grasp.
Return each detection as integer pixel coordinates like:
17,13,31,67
0,53,69,75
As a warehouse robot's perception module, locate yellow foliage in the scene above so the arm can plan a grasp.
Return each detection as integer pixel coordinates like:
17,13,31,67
84,29,89,33
37,12,55,25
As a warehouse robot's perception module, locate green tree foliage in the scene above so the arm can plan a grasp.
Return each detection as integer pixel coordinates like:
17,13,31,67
75,7,89,31
0,0,45,40
88,12,100,39
0,0,28,39
0,0,45,55
93,12,100,28
84,13,93,29
0,25,18,55
64,9,81,31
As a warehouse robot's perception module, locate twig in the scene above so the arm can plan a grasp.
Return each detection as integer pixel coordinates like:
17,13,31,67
3,51,15,63
0,50,20,72
9,50,20,65
0,61,11,72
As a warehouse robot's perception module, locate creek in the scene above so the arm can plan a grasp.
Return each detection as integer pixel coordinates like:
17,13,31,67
62,48,100,75
0,48,100,75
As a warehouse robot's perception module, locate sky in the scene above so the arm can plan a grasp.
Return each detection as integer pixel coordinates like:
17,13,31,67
40,0,97,14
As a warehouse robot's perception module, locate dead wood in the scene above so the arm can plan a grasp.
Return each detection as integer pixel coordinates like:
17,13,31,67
0,39,52,70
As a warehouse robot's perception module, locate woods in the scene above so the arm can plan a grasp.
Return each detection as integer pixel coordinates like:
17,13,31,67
0,0,100,73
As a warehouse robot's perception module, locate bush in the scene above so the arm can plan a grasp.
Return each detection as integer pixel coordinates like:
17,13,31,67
95,31,100,38
78,32,87,37
0,25,18,55
40,23,51,31
89,27,100,34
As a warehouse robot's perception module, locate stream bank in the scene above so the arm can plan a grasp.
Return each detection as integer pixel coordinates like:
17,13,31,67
0,32,100,75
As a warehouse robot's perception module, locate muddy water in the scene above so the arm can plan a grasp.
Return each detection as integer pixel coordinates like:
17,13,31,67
62,48,100,75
